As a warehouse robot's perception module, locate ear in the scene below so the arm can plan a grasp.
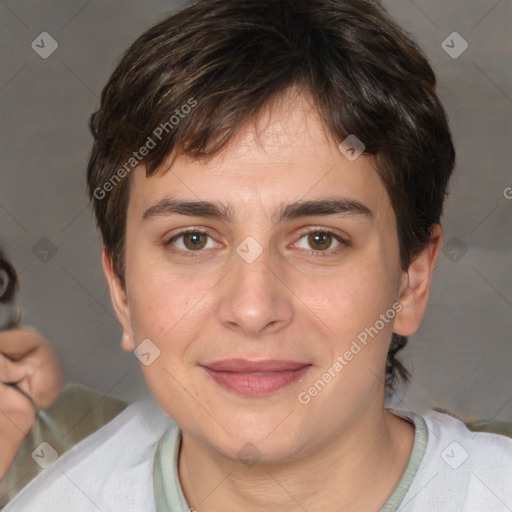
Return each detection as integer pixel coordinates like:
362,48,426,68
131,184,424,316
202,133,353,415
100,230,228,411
102,247,136,351
393,224,443,337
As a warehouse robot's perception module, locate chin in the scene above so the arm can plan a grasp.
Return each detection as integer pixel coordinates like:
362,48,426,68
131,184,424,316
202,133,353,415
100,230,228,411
211,416,308,463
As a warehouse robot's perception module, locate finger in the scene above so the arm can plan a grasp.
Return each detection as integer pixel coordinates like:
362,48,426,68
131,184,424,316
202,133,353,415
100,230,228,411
13,370,35,405
0,353,28,385
0,329,42,359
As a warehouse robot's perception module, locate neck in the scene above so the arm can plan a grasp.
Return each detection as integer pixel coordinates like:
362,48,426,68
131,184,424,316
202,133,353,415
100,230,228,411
178,394,415,512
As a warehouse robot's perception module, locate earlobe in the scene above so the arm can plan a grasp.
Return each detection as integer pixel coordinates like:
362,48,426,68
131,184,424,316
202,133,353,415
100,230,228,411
101,248,136,351
121,331,135,351
393,224,443,337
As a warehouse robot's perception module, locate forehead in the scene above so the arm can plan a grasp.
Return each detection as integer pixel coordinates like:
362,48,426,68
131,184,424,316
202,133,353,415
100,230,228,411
128,91,393,223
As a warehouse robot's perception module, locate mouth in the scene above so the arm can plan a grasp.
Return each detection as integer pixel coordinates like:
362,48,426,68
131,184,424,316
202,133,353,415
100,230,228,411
199,359,312,396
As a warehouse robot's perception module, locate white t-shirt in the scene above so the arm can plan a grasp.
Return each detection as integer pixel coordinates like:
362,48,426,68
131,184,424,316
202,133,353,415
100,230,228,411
4,397,512,512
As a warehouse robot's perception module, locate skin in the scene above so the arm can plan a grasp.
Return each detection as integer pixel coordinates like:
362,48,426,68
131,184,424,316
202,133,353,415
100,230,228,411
104,88,443,511
0,328,63,479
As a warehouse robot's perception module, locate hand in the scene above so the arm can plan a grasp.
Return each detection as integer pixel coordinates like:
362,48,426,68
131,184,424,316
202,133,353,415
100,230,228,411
0,371,35,480
0,329,64,480
0,328,63,409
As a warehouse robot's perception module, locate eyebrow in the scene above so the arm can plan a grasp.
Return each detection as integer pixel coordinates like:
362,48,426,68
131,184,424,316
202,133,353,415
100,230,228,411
142,197,374,224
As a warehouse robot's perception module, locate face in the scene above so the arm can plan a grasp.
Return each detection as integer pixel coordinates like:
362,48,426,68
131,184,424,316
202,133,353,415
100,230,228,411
105,90,434,463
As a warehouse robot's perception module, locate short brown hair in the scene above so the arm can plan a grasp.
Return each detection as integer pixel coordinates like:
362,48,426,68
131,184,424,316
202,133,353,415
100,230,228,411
87,0,456,394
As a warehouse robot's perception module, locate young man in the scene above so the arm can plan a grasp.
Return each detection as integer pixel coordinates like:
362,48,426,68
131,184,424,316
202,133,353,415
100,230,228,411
5,0,512,510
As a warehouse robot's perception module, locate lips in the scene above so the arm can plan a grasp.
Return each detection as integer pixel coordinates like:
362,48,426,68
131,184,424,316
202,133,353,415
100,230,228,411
202,359,309,372
200,359,312,396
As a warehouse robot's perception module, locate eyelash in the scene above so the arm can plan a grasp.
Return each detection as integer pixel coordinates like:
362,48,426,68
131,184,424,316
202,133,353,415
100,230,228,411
164,228,349,258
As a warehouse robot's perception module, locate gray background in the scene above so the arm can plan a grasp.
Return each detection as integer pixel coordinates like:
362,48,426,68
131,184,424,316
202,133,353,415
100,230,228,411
0,1,511,420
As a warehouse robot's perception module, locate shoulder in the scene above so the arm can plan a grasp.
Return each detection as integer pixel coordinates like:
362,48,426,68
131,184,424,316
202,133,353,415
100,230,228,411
4,396,177,512
423,408,512,462
398,408,512,511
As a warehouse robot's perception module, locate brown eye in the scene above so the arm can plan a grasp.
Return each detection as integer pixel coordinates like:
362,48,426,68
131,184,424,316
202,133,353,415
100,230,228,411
182,232,208,250
295,230,345,253
307,232,334,251
166,230,219,254
165,229,221,257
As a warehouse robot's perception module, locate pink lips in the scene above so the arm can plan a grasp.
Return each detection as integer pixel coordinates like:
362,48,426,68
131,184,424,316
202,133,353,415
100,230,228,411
200,359,311,396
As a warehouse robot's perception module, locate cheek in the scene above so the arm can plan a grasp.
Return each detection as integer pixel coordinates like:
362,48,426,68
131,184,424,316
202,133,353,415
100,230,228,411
131,282,185,339
299,261,386,326
127,262,212,347
294,253,397,362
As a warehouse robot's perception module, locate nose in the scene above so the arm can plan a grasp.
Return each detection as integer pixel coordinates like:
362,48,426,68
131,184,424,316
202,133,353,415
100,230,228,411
215,243,294,337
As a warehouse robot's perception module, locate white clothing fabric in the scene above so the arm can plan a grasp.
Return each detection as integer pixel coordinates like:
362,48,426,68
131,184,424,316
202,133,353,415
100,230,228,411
4,397,512,512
